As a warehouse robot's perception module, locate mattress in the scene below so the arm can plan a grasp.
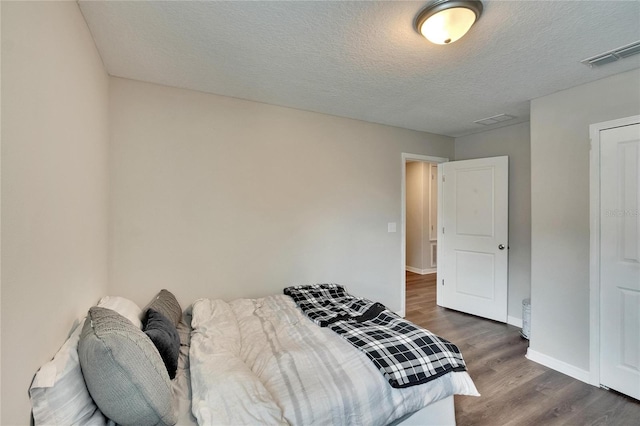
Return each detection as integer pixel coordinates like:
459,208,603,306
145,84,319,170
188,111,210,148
188,295,479,425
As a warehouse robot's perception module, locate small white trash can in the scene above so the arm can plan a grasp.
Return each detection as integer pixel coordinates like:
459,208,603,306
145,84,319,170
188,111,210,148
521,298,531,339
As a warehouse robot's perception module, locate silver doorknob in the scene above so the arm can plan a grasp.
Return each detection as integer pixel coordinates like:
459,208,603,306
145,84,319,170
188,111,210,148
498,244,505,250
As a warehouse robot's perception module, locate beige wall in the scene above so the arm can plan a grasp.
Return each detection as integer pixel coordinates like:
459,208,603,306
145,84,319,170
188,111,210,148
530,69,640,371
406,162,436,272
0,2,3,422
422,164,433,269
109,77,453,314
406,162,423,269
1,2,109,423
455,122,531,322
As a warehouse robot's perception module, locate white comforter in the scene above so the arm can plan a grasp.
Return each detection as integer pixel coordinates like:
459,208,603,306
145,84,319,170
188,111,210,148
189,295,478,426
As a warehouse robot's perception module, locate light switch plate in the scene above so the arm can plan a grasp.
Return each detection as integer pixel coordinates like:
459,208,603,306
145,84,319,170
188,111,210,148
388,222,397,233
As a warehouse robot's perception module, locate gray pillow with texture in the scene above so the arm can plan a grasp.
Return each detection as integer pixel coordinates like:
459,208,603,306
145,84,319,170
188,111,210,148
78,307,177,426
143,309,180,380
146,289,182,327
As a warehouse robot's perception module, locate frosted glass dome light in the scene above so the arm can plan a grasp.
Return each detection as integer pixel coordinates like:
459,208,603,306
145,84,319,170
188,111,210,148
415,1,483,45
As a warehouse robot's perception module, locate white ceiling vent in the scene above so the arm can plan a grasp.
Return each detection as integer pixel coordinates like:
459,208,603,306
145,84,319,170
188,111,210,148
581,40,640,67
473,114,516,126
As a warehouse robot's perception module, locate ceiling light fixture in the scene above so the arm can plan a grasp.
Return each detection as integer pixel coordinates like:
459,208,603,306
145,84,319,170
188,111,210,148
414,0,483,45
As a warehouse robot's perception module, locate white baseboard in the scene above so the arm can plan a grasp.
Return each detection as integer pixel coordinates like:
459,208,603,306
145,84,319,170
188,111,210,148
507,315,523,328
406,266,437,275
526,348,591,384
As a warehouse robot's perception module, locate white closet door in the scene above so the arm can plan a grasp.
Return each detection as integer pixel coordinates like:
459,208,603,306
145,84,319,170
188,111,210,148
599,122,640,400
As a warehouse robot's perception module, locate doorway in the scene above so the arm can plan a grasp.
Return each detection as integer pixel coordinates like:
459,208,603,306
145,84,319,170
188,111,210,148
400,153,510,322
406,160,439,275
400,153,448,317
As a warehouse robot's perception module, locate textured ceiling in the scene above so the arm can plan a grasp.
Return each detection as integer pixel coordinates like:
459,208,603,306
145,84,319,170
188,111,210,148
78,0,640,137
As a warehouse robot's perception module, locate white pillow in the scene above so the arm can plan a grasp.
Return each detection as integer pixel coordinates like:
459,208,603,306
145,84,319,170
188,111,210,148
30,318,108,425
97,296,143,329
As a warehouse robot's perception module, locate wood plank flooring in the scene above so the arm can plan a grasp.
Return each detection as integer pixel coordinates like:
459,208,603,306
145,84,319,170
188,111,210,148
405,271,640,426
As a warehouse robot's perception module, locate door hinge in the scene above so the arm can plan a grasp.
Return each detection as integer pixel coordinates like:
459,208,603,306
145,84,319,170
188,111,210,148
442,227,445,234
442,175,446,182
442,279,445,286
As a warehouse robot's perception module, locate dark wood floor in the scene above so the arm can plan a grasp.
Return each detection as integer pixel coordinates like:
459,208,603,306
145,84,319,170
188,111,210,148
405,271,640,426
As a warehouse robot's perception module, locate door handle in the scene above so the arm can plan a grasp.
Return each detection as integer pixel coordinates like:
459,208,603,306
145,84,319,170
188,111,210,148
498,244,505,250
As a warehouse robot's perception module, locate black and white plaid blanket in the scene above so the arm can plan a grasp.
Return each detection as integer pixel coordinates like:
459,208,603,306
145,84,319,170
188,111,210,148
284,284,467,388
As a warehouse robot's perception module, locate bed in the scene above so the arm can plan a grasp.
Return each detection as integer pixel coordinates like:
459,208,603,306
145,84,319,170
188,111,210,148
29,288,478,426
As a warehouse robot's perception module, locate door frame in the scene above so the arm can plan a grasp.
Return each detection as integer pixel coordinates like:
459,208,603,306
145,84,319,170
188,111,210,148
400,153,449,317
588,114,640,387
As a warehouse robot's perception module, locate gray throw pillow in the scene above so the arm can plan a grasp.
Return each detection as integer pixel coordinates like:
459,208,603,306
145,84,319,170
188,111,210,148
143,309,180,379
78,307,177,426
147,289,182,327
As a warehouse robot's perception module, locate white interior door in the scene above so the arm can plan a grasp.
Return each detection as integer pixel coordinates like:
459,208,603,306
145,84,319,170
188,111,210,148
437,156,508,322
599,122,640,400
